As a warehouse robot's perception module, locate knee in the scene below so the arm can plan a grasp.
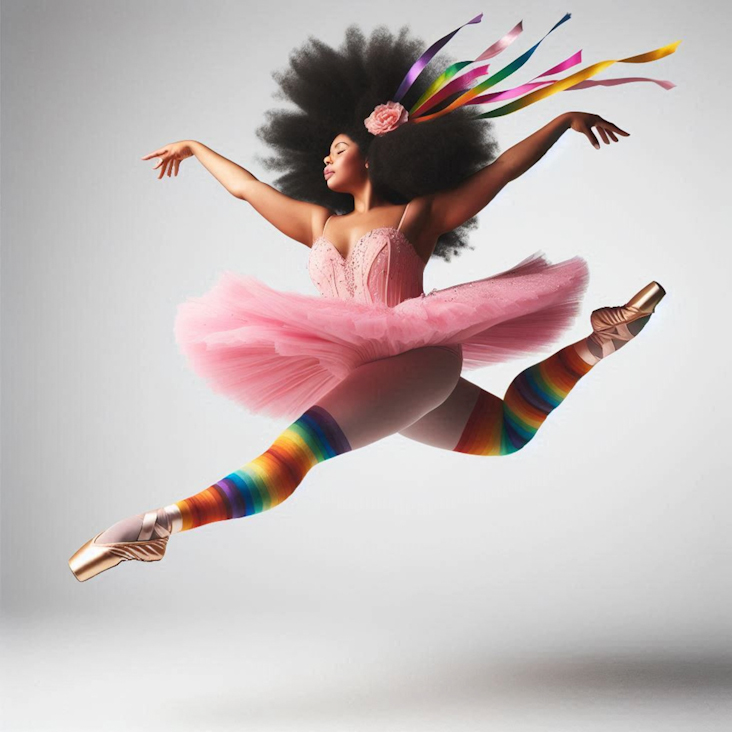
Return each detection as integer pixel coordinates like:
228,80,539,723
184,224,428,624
504,439,530,455
499,418,536,455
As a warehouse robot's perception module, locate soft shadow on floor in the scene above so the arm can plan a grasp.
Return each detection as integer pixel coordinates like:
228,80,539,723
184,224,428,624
175,653,732,729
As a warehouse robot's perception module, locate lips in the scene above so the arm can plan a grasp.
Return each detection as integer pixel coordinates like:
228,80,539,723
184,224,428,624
324,170,334,179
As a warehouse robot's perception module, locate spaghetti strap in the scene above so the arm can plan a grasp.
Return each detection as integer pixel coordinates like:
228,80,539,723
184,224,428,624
396,202,411,233
322,215,334,238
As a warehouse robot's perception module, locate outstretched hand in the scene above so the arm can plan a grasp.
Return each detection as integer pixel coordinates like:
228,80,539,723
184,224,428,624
141,141,195,179
567,112,629,149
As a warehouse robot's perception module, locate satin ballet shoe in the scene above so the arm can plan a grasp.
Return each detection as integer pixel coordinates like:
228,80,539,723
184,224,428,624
586,281,666,359
68,510,171,582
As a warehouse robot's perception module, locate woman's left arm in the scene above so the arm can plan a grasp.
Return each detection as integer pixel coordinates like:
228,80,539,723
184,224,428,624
427,111,629,236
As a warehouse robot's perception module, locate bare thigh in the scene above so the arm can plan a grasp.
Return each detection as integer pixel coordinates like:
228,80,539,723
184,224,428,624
314,345,464,451
398,377,489,450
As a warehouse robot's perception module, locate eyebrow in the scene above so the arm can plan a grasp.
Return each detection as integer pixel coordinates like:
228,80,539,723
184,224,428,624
330,141,348,154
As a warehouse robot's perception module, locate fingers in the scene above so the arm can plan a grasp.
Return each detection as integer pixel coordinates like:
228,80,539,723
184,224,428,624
587,117,630,149
597,117,630,139
146,152,169,177
604,120,630,136
141,148,167,161
150,155,177,178
142,146,182,178
584,127,600,149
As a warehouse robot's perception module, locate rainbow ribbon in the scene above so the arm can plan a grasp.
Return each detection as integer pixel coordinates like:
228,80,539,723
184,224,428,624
396,12,680,124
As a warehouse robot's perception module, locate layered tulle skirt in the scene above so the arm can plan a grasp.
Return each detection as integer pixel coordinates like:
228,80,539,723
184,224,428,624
174,250,590,420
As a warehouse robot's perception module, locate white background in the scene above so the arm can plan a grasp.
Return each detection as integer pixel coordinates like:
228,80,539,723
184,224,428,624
2,0,730,729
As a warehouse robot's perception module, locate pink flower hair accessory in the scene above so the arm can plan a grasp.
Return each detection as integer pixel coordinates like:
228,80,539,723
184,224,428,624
364,100,409,136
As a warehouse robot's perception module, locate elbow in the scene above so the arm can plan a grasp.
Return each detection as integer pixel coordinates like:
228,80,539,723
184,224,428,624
495,156,519,184
232,182,250,201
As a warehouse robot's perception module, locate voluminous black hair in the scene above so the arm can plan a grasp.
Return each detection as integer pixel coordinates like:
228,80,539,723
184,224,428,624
254,23,501,261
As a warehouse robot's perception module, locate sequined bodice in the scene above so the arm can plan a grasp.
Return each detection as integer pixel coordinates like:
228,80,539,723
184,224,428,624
308,227,426,307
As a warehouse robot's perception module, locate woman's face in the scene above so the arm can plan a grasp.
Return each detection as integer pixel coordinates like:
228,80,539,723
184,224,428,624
323,134,368,191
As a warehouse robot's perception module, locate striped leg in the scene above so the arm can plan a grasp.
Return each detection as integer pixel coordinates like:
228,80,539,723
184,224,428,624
165,345,461,532
455,343,594,455
95,346,462,543
399,296,656,454
169,406,351,532
399,341,597,454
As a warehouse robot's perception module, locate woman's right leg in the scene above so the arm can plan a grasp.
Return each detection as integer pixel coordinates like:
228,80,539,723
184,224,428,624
94,345,463,542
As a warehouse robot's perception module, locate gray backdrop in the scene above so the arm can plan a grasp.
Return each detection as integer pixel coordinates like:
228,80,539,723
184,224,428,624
3,0,731,730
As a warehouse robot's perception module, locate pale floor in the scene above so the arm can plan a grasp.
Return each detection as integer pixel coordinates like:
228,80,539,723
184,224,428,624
2,611,730,732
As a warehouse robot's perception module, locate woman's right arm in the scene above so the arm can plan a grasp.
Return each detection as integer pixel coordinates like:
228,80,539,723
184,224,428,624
188,140,257,196
141,140,331,248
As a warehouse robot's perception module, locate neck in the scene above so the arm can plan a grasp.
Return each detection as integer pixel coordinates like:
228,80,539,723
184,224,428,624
349,179,390,213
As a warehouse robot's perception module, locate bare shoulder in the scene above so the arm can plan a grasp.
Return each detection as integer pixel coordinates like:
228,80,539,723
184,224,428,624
404,195,440,262
406,194,433,218
310,208,338,248
409,194,440,235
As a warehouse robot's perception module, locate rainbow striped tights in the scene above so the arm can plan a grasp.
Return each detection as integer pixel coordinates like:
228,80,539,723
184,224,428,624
170,406,352,532
146,335,614,536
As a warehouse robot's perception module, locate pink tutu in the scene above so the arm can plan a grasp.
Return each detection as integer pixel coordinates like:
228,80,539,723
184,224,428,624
174,247,590,420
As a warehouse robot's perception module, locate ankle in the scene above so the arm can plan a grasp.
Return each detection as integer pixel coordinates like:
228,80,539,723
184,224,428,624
96,506,180,544
572,337,602,366
161,504,183,534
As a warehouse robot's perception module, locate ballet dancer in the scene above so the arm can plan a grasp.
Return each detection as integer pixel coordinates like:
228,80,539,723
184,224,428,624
69,13,678,580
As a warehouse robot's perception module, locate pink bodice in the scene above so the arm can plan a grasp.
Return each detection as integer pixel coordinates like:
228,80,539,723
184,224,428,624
308,227,426,307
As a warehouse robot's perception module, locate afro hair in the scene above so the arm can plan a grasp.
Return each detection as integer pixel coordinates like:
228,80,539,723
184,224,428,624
254,23,501,261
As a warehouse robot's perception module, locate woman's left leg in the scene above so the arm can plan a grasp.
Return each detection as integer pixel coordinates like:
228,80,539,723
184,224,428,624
400,280,663,453
398,328,644,454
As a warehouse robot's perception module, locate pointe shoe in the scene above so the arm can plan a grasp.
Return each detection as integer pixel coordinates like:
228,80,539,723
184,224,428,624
587,281,666,359
69,510,171,582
